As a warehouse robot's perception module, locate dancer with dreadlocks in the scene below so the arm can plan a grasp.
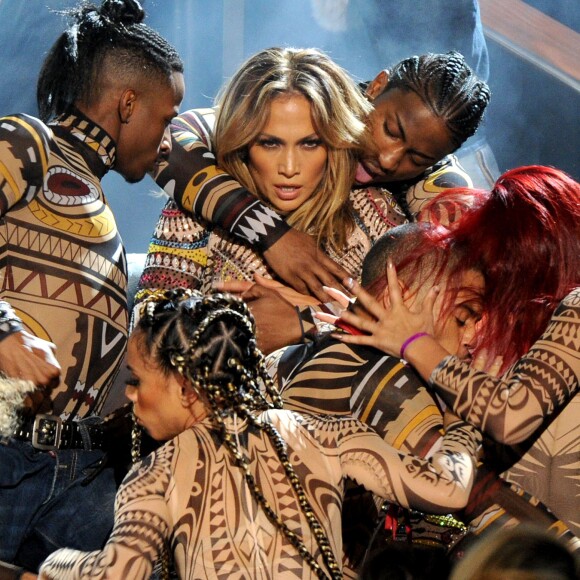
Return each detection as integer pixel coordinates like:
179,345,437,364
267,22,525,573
39,289,482,579
0,0,184,572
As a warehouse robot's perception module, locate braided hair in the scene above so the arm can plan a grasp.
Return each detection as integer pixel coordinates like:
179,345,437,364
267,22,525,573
134,288,342,579
386,51,491,149
37,0,183,121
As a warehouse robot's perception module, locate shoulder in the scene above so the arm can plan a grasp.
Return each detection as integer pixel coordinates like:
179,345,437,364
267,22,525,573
406,155,472,218
552,287,580,319
0,114,53,210
562,287,580,308
171,107,216,148
0,113,52,150
262,408,370,439
120,439,178,496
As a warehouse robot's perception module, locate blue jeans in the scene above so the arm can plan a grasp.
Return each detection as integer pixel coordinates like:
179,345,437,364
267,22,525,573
0,437,117,571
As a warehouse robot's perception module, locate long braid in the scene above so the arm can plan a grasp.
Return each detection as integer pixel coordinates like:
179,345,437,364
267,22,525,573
37,0,183,121
136,289,342,578
387,51,491,149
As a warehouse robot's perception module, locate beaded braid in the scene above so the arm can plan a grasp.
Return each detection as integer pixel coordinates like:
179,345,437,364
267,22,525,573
386,51,491,149
37,0,183,121
135,288,342,579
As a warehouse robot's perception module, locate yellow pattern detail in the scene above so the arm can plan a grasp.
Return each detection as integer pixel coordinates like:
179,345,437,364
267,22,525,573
392,405,442,450
29,199,115,237
360,361,405,422
0,159,21,202
148,243,208,266
181,166,227,213
16,310,51,342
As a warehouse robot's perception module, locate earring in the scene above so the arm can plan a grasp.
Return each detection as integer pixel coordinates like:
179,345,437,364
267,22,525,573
131,412,142,464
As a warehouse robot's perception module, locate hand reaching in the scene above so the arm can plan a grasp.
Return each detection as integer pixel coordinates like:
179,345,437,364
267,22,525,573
316,262,439,358
263,228,350,302
217,277,304,354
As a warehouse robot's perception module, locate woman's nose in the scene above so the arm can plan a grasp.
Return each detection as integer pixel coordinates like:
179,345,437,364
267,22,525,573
278,150,299,177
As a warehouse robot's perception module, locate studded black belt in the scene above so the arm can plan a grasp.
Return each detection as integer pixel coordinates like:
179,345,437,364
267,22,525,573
12,414,105,451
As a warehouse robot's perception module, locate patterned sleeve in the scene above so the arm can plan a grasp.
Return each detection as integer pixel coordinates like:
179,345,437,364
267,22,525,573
0,113,51,216
334,415,482,514
153,109,290,251
39,447,174,579
0,114,50,339
430,288,580,445
405,154,473,221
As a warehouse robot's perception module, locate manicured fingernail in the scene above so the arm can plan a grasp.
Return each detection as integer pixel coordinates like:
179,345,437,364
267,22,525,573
345,277,354,289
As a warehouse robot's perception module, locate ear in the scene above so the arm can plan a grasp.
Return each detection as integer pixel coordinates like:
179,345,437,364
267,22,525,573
365,70,390,101
118,88,137,124
171,373,196,405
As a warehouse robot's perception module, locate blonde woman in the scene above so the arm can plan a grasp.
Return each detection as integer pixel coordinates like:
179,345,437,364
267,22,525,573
137,47,403,308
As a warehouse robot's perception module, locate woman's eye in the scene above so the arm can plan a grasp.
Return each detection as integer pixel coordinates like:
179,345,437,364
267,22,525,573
126,376,140,388
256,138,279,149
302,139,323,149
455,317,467,328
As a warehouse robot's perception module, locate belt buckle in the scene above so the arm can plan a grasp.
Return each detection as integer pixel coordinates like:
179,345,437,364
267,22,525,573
32,414,63,451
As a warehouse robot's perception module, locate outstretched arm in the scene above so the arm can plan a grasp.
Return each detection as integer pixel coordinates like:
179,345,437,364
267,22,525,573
153,110,349,301
337,413,482,514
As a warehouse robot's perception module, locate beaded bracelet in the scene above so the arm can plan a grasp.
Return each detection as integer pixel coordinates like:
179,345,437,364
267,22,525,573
400,332,430,360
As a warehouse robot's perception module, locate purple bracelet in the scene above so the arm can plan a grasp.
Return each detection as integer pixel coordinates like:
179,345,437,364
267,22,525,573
400,332,430,360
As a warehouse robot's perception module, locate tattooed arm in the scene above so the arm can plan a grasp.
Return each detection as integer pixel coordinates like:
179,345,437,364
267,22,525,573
38,448,173,579
334,413,482,514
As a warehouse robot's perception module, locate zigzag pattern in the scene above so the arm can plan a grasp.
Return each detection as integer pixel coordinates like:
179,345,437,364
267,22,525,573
5,224,125,290
238,205,282,244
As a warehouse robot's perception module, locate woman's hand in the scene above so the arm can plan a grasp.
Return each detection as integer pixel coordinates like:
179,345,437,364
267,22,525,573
315,262,439,358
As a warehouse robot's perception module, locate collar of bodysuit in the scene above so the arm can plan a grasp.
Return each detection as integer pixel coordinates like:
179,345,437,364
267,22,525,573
51,109,116,171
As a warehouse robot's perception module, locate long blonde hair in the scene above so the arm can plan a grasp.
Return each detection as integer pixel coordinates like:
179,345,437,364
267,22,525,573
213,47,371,252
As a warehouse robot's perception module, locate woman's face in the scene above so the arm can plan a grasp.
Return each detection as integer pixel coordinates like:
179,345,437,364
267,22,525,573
248,93,328,214
432,269,485,360
124,333,194,441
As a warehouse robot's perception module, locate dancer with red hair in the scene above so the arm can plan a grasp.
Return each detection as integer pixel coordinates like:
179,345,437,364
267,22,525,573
329,165,580,534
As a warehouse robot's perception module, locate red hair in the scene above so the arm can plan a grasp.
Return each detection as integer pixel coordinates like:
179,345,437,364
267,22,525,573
428,165,580,364
364,222,484,335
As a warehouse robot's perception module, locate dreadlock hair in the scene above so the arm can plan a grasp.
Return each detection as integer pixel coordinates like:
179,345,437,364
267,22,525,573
425,165,580,366
134,288,342,580
37,0,183,121
385,51,491,149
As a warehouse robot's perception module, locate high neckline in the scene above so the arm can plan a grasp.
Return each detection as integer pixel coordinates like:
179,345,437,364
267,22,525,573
51,110,116,172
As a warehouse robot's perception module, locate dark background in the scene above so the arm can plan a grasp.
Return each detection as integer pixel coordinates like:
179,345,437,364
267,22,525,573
0,0,577,252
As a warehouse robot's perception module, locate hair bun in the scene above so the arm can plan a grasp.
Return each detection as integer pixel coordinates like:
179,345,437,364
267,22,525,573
99,0,145,26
